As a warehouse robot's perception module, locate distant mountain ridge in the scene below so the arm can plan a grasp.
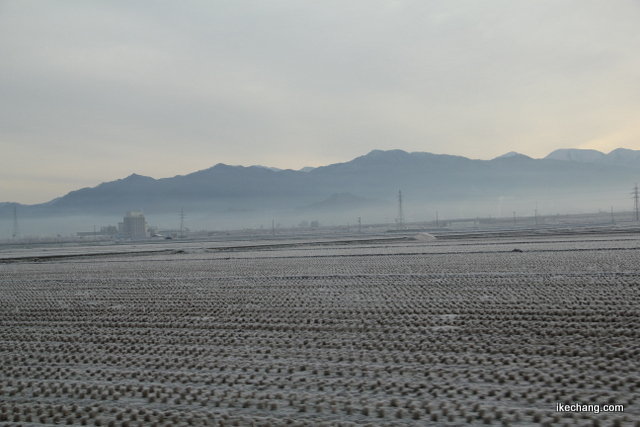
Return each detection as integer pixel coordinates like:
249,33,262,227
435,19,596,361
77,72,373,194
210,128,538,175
544,148,640,167
494,151,529,159
4,148,640,221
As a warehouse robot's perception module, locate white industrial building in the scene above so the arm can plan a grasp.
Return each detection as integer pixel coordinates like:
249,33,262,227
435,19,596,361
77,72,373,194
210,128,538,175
118,210,150,239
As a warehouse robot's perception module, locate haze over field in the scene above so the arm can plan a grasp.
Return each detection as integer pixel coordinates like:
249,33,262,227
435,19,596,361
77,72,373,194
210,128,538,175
2,147,640,238
2,1,640,206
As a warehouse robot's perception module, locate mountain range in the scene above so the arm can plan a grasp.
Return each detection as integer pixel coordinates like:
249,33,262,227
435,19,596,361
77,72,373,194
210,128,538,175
3,147,640,230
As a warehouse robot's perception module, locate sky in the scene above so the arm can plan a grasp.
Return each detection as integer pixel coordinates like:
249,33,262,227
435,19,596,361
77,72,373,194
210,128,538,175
2,0,640,204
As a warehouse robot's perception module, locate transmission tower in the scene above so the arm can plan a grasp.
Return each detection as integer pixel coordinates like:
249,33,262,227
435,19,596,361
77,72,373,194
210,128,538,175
12,206,19,239
397,190,405,229
180,208,186,237
633,184,639,221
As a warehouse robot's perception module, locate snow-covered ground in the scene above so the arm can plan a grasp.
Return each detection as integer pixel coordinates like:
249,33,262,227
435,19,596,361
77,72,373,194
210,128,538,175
1,231,639,426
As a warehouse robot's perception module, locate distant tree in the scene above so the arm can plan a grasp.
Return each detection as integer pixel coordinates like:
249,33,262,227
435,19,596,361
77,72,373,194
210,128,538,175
310,220,320,228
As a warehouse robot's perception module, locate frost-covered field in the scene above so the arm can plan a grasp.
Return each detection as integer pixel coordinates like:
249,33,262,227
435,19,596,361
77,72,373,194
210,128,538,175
1,232,639,426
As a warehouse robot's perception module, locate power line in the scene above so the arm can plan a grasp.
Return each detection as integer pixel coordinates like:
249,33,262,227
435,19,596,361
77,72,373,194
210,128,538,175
12,206,19,240
611,206,614,224
180,208,186,237
397,190,404,229
633,184,639,221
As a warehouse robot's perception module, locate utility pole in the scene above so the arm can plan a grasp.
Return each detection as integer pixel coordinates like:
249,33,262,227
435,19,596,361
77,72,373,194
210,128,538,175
436,211,439,227
272,219,275,236
634,184,640,222
513,211,516,226
534,202,538,225
358,217,361,233
180,208,186,238
397,190,405,229
12,206,19,240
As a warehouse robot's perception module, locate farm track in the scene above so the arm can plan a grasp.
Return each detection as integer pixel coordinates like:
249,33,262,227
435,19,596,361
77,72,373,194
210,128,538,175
1,233,639,426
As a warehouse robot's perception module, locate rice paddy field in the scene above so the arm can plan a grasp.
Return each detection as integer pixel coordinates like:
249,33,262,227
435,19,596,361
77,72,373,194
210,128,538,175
1,230,639,426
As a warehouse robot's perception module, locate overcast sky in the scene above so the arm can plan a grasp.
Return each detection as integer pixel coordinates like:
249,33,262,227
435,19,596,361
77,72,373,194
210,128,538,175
2,1,640,204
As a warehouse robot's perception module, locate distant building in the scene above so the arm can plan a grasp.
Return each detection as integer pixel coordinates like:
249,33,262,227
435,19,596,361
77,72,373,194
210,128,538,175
76,225,119,238
101,225,118,235
120,210,150,239
77,214,151,240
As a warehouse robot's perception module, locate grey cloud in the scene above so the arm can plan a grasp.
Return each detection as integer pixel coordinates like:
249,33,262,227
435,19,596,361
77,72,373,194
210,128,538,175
1,0,640,203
